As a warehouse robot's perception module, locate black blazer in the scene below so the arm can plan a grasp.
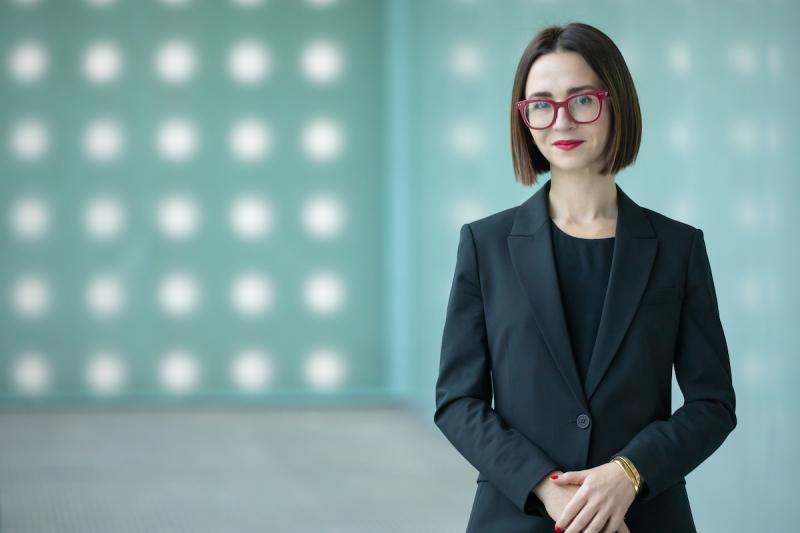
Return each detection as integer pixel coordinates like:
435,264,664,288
434,179,737,533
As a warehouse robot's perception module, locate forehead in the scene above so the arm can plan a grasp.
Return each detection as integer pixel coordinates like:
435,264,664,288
525,51,599,96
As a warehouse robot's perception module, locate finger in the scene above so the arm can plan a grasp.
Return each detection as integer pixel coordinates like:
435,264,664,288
552,471,584,485
555,487,589,530
619,519,631,533
599,512,620,533
551,471,569,483
583,508,610,533
564,505,598,533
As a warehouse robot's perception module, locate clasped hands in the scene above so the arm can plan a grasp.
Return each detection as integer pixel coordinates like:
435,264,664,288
537,462,637,533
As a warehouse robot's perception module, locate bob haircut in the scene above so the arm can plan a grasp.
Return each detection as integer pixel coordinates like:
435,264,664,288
510,22,642,186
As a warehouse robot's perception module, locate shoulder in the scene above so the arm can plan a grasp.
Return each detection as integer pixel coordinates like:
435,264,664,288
640,205,700,243
639,205,710,275
461,205,519,242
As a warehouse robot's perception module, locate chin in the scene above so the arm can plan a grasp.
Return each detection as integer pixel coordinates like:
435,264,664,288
548,153,587,166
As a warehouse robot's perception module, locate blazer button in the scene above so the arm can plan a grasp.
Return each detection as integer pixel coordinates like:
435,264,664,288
576,414,591,429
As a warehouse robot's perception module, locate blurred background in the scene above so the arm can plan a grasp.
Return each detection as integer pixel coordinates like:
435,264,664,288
0,0,796,531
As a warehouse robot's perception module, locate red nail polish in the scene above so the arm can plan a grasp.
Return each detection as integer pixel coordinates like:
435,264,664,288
550,475,559,479
554,526,562,532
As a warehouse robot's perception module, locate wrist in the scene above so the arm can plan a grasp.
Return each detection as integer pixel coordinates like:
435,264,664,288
533,469,562,499
610,456,641,495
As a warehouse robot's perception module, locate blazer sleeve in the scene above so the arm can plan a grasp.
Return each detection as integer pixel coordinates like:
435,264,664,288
612,228,738,502
434,223,561,517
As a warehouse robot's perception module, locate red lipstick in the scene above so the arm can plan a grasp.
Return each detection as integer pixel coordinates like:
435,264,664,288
553,140,584,150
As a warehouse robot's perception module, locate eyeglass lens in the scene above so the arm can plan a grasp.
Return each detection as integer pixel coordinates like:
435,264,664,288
524,94,601,128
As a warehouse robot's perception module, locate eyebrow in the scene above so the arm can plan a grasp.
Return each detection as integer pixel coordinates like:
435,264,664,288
527,85,598,98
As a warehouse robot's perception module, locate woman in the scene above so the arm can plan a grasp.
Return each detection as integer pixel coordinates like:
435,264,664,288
433,22,736,533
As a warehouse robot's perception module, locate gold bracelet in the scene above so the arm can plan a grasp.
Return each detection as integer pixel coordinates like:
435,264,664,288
618,455,642,489
611,455,641,495
618,456,641,492
612,457,639,494
611,458,633,489
618,456,641,494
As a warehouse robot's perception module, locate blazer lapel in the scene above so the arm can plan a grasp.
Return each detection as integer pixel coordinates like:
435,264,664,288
508,179,585,409
507,179,657,408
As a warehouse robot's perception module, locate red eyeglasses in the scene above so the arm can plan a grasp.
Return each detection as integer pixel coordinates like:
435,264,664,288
516,89,610,130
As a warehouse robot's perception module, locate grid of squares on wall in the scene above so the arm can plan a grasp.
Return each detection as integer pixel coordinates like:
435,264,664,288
0,0,386,402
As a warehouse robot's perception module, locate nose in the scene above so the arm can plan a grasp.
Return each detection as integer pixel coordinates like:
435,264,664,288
552,105,576,129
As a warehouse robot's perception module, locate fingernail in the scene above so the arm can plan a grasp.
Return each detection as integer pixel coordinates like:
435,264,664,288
549,475,559,479
554,526,562,532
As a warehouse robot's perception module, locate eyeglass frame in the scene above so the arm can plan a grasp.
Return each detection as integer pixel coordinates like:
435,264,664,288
515,89,610,130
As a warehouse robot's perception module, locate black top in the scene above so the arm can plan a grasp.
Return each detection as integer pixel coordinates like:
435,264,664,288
550,218,615,389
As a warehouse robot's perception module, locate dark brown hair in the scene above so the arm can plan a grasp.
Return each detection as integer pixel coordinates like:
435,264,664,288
510,22,642,186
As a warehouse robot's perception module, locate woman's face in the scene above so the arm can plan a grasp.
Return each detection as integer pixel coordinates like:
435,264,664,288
523,51,612,175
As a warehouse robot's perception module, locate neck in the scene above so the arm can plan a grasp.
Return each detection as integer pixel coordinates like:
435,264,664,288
547,174,618,224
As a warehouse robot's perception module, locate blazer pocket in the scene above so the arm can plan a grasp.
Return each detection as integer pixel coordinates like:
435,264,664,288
640,286,680,305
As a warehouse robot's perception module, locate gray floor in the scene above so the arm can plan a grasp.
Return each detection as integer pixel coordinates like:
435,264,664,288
0,406,476,533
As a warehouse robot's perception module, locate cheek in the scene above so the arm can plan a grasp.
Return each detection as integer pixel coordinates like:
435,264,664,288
598,109,613,135
587,117,611,144
530,131,543,148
